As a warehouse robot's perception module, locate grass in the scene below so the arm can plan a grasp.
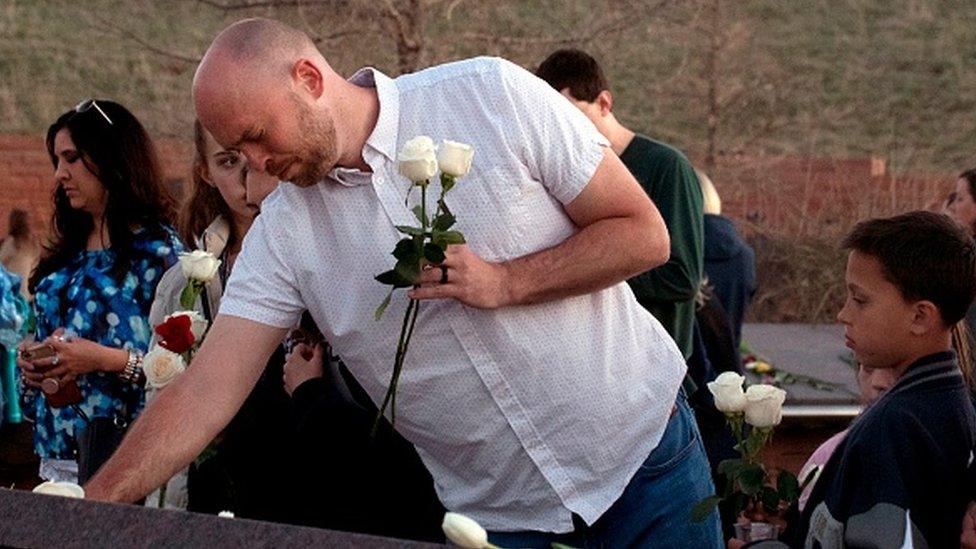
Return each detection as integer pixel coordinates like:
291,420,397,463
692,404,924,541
0,0,967,322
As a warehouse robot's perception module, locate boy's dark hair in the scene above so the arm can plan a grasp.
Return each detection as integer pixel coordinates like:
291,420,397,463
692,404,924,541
535,49,608,102
843,211,976,325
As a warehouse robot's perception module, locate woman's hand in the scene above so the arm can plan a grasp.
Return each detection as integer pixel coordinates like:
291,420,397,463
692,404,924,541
283,342,324,396
29,328,127,382
16,340,44,388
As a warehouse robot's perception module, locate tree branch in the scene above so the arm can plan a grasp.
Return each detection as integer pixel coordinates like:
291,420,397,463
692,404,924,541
88,13,201,65
194,0,340,9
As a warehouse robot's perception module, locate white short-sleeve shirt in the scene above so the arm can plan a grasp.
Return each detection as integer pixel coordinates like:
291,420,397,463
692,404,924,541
220,57,687,533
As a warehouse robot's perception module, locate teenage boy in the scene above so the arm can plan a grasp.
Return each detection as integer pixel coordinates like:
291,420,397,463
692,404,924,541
755,211,976,547
535,49,703,363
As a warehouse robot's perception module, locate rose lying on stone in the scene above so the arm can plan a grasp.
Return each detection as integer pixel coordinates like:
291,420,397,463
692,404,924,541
442,512,494,548
33,480,85,498
143,347,187,389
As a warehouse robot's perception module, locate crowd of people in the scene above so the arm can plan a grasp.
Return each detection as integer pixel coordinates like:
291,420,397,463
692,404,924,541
2,16,976,548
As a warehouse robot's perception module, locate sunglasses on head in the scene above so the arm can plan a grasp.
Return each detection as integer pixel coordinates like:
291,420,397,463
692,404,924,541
74,99,114,126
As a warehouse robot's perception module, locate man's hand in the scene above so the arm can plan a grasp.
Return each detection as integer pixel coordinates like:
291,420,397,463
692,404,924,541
283,342,324,396
409,245,513,309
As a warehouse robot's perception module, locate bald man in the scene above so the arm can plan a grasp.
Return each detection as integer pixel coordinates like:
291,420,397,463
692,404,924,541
86,18,721,546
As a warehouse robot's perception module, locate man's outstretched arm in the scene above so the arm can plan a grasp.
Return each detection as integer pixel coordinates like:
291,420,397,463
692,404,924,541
84,314,288,503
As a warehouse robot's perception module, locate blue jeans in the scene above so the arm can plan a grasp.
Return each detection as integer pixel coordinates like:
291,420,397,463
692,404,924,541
488,396,722,548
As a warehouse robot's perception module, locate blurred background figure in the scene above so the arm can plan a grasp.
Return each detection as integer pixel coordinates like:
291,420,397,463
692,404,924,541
946,168,976,350
0,209,40,300
699,169,756,351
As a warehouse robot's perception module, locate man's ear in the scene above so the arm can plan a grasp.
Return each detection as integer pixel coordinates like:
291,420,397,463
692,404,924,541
909,299,942,336
596,90,613,116
292,58,324,99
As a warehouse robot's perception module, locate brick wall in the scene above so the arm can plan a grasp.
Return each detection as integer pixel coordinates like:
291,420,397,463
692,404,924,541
0,134,192,241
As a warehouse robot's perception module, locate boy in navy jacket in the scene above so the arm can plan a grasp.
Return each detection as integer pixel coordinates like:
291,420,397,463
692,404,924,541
753,211,976,548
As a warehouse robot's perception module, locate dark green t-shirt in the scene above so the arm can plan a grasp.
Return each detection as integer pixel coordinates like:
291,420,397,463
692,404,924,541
619,134,704,359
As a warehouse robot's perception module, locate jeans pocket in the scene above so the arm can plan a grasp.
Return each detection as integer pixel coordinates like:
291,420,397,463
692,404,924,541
637,408,696,477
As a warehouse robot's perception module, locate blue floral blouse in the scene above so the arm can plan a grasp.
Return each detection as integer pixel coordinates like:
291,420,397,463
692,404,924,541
24,226,183,460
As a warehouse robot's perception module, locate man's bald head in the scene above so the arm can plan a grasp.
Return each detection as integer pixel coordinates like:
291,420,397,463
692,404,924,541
206,17,316,67
194,18,321,105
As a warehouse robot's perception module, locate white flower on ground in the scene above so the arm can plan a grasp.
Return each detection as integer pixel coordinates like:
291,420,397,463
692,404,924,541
143,346,186,389
178,250,221,283
744,384,787,428
437,140,474,178
442,512,490,548
707,371,747,414
33,480,85,498
398,135,438,182
164,310,209,342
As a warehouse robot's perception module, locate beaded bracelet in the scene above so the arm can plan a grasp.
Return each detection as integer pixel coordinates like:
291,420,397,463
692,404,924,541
118,350,144,384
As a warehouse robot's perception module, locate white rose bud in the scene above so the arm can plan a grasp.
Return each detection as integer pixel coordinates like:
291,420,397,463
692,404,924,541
744,384,787,428
398,135,438,182
706,371,747,414
33,480,85,498
437,140,474,178
179,250,221,283
442,512,490,548
143,347,187,389
164,310,209,342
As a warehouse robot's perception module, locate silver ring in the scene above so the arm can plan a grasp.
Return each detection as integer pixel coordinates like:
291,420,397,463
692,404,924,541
56,335,66,343
51,353,60,366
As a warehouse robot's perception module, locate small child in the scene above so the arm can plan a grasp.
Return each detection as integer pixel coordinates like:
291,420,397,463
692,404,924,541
795,364,898,513
756,211,976,548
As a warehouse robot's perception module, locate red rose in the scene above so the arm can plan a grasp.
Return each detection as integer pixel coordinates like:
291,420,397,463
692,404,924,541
154,314,195,354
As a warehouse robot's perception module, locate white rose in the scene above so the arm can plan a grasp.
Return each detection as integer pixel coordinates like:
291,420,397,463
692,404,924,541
33,480,85,498
179,250,221,283
398,135,438,182
164,310,208,342
143,346,186,389
744,384,787,428
442,512,489,548
437,139,474,178
706,371,747,414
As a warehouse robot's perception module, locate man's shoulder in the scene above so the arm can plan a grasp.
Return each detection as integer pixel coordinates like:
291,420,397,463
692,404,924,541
395,56,529,94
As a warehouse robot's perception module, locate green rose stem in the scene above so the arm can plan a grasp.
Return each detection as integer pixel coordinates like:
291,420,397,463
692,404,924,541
372,180,435,436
